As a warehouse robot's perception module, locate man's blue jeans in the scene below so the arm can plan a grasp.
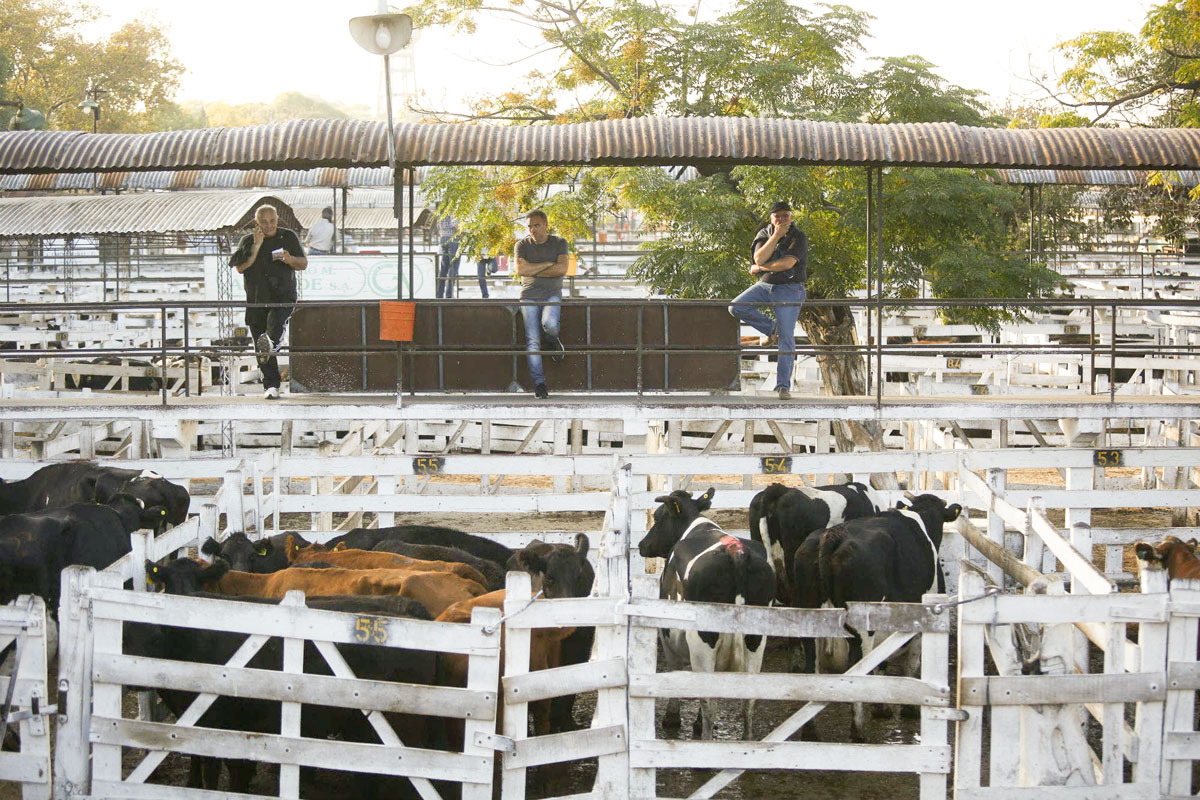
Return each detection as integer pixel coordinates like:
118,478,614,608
521,295,561,387
728,281,805,391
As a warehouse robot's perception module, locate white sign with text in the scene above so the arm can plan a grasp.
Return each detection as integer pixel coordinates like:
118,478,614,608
203,254,438,301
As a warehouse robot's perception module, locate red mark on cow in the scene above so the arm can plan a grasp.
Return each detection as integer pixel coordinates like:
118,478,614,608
719,535,745,557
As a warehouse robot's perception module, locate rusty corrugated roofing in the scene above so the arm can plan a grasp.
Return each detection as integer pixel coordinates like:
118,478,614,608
3,118,1200,173
0,165,400,192
294,206,430,231
0,190,301,237
994,168,1200,186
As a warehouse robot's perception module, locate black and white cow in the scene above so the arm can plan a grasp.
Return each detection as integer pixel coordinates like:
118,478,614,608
637,488,775,740
0,462,190,526
749,481,883,672
748,481,882,604
806,493,961,741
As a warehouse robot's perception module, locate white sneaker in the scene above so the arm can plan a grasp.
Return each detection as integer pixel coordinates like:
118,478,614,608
263,387,280,400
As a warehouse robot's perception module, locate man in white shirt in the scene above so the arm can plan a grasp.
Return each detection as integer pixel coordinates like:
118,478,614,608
304,207,336,254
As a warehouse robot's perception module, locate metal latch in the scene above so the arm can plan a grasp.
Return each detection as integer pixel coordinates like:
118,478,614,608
472,732,515,753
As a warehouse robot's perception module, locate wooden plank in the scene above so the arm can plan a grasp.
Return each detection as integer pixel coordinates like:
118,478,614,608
91,717,492,783
619,598,849,637
0,751,49,783
959,672,1165,706
959,593,1167,625
89,780,274,800
628,671,949,706
503,657,627,705
630,740,951,773
955,785,1165,800
504,725,627,770
1027,506,1114,595
94,652,494,720
280,493,611,513
86,588,495,655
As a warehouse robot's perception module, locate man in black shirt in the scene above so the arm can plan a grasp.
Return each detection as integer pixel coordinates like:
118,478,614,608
229,204,307,399
728,201,807,400
515,209,569,399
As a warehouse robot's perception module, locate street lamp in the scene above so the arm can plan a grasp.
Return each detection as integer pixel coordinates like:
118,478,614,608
350,2,413,300
78,82,103,133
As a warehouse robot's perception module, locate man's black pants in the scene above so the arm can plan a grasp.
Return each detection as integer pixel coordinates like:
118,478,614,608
245,281,295,391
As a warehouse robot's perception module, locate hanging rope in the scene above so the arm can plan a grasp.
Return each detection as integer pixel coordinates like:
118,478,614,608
483,588,545,635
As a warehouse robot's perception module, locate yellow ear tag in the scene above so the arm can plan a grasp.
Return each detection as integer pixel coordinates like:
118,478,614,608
672,501,681,514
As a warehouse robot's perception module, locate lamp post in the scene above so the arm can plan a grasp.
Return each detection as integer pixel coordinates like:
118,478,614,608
350,3,413,300
78,82,103,133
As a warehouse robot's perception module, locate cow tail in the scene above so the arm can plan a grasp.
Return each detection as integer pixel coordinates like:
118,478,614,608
731,547,751,605
818,529,846,606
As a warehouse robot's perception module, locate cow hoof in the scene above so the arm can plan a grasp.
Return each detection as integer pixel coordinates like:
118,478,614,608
662,714,681,735
692,715,703,738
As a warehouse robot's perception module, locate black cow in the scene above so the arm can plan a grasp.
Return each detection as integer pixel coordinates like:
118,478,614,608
201,531,308,573
805,494,961,742
0,495,164,607
135,561,438,796
331,525,514,569
637,488,775,740
508,534,596,733
0,462,190,526
375,539,505,591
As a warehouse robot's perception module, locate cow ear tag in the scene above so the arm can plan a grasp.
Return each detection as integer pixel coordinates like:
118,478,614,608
671,500,681,515
257,547,268,556
336,542,346,551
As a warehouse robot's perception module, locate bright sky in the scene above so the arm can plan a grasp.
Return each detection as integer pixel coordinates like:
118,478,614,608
87,0,1154,117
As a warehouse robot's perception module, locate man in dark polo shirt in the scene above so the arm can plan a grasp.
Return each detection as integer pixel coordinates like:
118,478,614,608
728,201,808,400
229,204,307,399
515,209,569,399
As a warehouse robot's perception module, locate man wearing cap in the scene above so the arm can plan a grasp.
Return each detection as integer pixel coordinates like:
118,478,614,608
304,207,336,255
729,201,808,400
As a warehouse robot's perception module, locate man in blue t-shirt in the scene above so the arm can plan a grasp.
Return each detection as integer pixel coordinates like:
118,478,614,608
728,201,808,400
515,209,569,399
229,204,307,399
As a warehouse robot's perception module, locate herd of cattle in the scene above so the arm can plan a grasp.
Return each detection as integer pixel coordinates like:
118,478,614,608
0,459,1014,793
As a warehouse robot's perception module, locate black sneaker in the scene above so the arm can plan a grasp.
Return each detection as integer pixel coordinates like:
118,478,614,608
545,334,565,363
534,383,549,399
255,333,273,365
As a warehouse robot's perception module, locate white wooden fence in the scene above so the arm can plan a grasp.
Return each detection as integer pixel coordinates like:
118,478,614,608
0,595,52,800
55,566,503,800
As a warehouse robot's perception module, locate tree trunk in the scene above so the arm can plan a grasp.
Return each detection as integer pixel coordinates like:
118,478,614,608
800,300,900,491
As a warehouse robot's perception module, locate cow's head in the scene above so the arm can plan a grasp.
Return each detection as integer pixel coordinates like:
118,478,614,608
1135,536,1198,578
287,534,326,563
107,492,169,535
510,534,594,599
638,487,715,559
895,494,962,547
201,532,274,573
102,473,190,527
145,557,229,594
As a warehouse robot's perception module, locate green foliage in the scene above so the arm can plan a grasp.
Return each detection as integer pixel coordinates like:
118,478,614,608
0,0,183,131
1053,0,1200,125
413,0,1066,332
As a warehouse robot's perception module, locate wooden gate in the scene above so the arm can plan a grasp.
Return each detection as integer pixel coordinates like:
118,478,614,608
54,567,503,800
0,595,52,800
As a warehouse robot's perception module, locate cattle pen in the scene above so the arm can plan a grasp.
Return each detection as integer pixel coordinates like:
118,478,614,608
6,118,1200,799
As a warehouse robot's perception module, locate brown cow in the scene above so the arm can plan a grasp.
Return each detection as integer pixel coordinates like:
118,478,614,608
147,559,486,617
1135,536,1200,580
436,590,575,740
288,536,489,588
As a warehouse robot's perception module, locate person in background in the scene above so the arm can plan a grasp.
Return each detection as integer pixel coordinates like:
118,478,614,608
229,204,307,400
304,207,336,255
476,249,496,298
728,201,807,400
437,215,461,298
515,209,569,399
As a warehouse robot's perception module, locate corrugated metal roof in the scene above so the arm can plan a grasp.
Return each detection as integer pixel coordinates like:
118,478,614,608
994,168,1200,186
274,187,423,209
0,190,301,237
0,165,403,192
3,118,1200,173
293,205,432,230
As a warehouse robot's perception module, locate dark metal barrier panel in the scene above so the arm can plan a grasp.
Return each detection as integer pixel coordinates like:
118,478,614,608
288,301,740,393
